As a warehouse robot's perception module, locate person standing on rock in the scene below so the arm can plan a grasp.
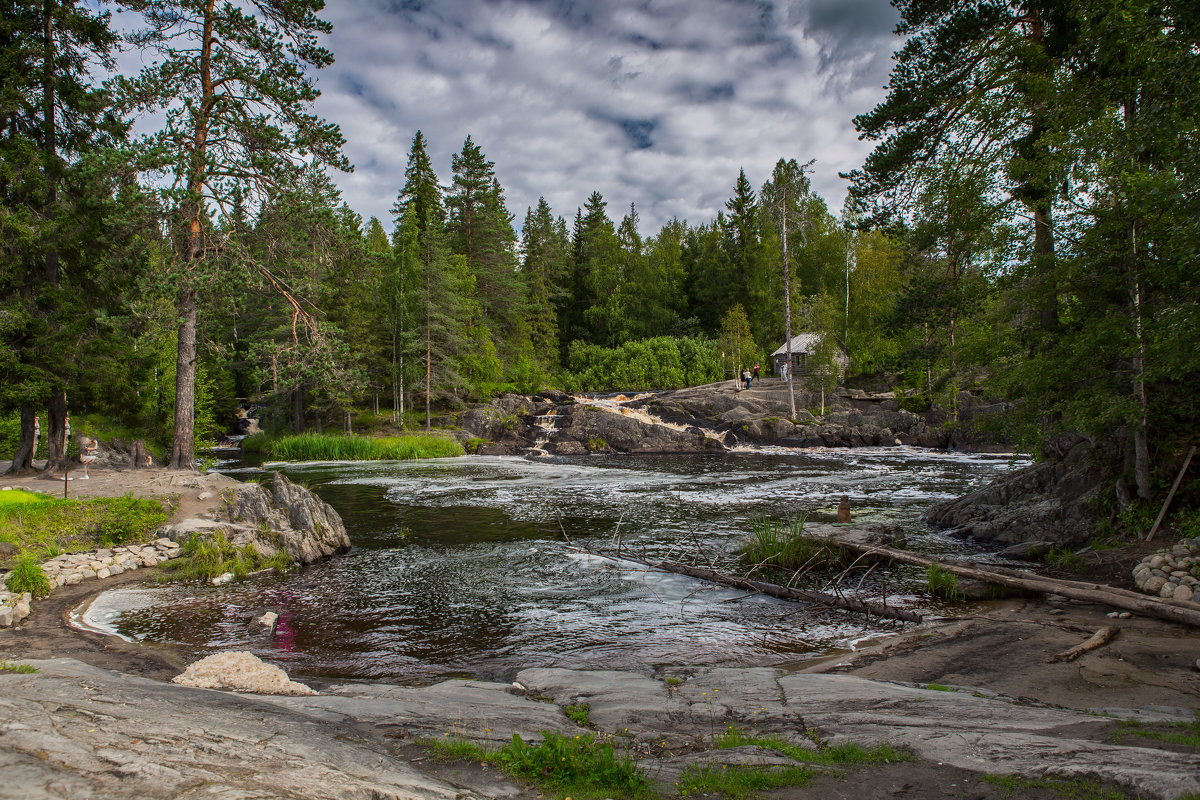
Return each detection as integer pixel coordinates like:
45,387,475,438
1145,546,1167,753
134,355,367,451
741,368,752,390
753,363,761,383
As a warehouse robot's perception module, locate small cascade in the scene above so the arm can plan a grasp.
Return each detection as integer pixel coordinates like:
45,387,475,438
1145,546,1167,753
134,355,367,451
526,407,566,458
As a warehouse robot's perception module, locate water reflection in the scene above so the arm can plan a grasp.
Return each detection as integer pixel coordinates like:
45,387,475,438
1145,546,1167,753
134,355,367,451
96,448,1024,682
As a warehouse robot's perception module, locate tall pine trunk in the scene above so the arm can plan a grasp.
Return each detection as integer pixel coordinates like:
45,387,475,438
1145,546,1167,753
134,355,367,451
169,286,197,468
40,390,68,474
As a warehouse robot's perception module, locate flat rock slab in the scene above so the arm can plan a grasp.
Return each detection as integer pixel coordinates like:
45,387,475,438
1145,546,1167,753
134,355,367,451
0,658,476,800
3,660,1198,800
516,668,1200,799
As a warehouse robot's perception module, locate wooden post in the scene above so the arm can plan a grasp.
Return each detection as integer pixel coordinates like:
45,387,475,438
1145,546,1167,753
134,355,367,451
63,468,69,498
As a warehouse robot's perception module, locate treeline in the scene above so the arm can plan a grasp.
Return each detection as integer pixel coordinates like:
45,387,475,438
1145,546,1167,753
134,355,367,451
2,0,1198,526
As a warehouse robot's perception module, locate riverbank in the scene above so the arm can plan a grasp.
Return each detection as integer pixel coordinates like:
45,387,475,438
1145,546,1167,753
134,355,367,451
2,465,1198,798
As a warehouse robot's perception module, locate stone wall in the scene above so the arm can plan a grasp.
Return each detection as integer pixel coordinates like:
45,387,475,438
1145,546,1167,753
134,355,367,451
1132,537,1200,602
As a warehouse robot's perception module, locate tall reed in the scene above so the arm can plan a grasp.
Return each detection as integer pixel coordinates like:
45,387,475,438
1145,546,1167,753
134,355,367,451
738,516,852,573
263,434,463,461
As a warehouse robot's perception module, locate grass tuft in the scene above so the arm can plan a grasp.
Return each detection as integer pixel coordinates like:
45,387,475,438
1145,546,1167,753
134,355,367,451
676,764,816,798
158,531,291,584
0,660,38,674
1112,716,1200,750
737,516,852,573
925,564,964,600
5,555,51,597
563,702,591,726
421,731,651,800
982,773,1126,799
714,726,911,767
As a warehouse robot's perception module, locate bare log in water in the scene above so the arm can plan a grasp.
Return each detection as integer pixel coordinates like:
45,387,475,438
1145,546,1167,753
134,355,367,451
571,546,923,623
805,527,1200,629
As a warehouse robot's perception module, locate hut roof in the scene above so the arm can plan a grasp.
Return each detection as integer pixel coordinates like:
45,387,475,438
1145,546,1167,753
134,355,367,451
771,333,825,356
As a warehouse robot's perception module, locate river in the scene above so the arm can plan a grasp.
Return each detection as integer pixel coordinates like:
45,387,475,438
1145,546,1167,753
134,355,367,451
82,447,1025,683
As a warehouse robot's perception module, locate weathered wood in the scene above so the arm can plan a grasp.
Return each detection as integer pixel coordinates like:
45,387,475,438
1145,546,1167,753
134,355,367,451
1047,626,1119,663
572,546,922,623
808,527,1200,629
1146,445,1195,541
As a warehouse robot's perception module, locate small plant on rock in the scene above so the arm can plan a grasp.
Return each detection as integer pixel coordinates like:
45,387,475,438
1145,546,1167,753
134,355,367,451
925,564,963,600
5,555,51,598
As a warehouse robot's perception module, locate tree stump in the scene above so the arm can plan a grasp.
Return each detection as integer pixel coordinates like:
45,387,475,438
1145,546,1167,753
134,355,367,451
130,439,153,469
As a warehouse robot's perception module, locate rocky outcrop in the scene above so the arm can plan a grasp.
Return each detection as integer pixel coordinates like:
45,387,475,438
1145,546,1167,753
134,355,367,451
925,435,1103,547
3,659,1197,800
161,472,349,565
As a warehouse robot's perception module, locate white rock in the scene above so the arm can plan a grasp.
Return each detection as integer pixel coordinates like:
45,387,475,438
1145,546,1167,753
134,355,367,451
171,651,316,696
0,607,12,627
255,611,278,629
141,557,158,567
96,568,111,579
1172,585,1194,602
198,491,213,500
63,572,83,585
210,572,234,586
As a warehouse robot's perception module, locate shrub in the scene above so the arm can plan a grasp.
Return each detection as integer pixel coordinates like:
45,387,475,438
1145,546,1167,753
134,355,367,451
6,555,52,598
563,336,723,392
496,732,650,799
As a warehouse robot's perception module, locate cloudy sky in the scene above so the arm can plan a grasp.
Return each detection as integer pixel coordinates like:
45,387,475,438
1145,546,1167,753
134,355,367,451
298,1,902,232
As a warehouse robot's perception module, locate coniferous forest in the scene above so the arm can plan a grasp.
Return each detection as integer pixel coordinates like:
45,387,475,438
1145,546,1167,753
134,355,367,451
1,1,1197,519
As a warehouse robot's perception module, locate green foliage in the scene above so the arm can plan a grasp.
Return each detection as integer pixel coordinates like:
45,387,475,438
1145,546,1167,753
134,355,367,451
1112,716,1200,750
737,516,852,574
0,661,39,674
586,437,608,453
158,531,290,584
981,774,1126,800
923,684,953,692
563,336,722,391
0,495,168,555
562,702,591,726
495,732,650,800
676,763,815,799
713,727,911,767
1043,549,1086,573
5,555,51,598
925,565,963,601
263,434,464,461
424,732,650,800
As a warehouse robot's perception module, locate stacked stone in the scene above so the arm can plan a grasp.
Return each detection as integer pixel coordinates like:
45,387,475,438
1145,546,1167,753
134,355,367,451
36,538,183,589
0,591,32,627
1132,536,1200,602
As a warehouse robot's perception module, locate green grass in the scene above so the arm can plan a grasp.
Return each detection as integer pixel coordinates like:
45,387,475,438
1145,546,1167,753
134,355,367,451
0,494,169,557
1043,548,1087,573
0,661,38,674
926,564,964,600
563,702,592,726
713,727,911,767
0,489,54,508
157,531,292,583
664,676,683,687
737,516,853,573
262,433,464,461
676,763,817,798
982,774,1126,799
421,732,651,800
5,555,52,597
1112,716,1200,749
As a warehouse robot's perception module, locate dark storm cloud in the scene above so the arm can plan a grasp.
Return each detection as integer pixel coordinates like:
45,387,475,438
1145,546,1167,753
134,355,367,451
312,0,902,233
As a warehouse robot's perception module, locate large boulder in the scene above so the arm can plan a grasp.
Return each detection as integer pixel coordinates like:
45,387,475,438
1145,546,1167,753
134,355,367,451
925,434,1102,547
172,651,316,696
163,472,349,565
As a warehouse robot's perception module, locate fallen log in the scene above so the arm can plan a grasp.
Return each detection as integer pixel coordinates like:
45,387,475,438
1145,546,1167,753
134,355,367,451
1047,626,1120,663
805,526,1200,629
571,546,922,623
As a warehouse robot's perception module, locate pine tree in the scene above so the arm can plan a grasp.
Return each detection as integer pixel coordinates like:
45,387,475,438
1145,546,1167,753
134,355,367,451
521,197,570,369
120,0,349,468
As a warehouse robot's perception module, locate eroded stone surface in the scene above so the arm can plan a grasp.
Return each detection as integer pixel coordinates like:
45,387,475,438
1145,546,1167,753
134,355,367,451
171,651,316,696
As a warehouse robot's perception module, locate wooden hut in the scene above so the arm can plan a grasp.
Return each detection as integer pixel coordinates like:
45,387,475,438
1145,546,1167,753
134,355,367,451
771,333,849,377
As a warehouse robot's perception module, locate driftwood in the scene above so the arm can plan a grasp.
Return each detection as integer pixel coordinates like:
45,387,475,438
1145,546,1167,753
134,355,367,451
572,546,922,623
1146,445,1195,541
810,530,1200,629
1047,626,1120,663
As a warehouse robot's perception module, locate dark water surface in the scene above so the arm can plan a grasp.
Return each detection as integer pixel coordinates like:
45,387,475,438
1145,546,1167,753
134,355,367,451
85,448,1024,683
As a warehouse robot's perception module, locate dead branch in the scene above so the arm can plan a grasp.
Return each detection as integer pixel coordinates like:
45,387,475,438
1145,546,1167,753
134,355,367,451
1047,626,1120,663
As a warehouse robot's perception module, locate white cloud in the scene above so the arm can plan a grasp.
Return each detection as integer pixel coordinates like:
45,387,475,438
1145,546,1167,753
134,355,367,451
311,0,900,233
